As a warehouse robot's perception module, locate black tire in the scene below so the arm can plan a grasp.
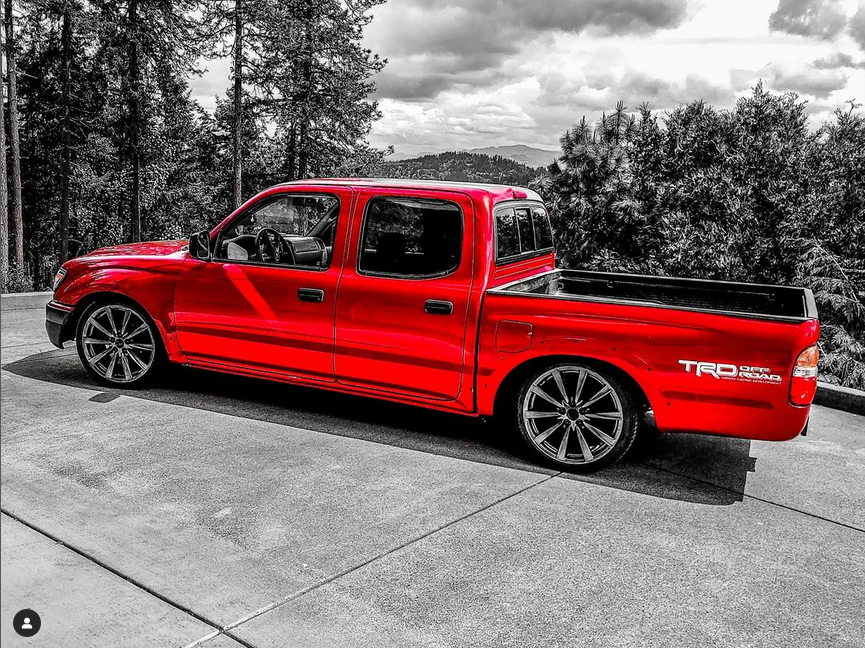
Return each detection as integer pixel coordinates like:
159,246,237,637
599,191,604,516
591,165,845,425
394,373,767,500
512,362,640,473
75,300,164,388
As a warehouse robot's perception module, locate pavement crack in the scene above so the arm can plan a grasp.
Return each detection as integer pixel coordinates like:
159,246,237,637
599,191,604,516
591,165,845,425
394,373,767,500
222,471,561,634
183,629,257,648
639,462,865,533
0,509,226,638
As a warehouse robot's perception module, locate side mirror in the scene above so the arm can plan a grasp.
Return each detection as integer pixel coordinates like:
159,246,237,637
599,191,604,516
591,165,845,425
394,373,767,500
188,230,212,261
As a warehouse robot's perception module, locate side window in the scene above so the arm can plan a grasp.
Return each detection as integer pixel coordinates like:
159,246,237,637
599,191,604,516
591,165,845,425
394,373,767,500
496,208,520,259
495,203,554,263
216,193,339,269
532,206,554,249
359,197,462,278
515,208,534,250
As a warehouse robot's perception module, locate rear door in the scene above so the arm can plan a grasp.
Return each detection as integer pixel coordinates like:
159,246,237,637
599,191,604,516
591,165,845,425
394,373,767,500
334,188,474,400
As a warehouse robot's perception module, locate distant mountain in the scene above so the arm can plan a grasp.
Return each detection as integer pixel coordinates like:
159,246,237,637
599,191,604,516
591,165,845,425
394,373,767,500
371,151,543,186
384,150,438,162
468,145,559,169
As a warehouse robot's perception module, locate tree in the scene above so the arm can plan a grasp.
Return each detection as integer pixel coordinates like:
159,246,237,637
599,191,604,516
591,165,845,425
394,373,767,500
58,0,74,262
732,82,810,283
798,240,864,389
17,0,107,286
5,0,24,269
796,103,865,388
98,0,202,241
231,0,242,208
544,87,865,389
652,100,750,280
0,1,7,290
8,0,388,291
543,102,648,270
258,0,388,180
198,0,265,209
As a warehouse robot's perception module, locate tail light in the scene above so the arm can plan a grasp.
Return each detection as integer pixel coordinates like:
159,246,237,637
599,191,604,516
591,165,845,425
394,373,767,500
790,345,819,406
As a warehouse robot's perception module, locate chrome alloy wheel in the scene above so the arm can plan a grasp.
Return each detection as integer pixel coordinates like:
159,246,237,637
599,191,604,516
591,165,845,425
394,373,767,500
80,305,156,384
522,365,624,465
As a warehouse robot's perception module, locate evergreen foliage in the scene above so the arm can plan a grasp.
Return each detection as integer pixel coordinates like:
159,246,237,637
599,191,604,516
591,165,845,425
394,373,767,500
537,88,865,389
3,0,386,288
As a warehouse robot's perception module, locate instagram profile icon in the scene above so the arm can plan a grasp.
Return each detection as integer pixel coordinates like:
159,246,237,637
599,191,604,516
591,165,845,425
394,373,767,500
13,609,41,637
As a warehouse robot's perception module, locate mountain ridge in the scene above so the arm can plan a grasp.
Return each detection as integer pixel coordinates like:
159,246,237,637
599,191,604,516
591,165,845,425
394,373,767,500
370,150,543,186
468,145,559,169
385,144,558,169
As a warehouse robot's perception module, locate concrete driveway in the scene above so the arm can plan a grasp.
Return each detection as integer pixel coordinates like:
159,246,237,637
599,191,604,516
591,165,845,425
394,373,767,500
2,303,863,647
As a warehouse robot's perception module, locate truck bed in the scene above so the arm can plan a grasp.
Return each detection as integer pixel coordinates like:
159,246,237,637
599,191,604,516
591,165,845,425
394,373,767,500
489,270,818,321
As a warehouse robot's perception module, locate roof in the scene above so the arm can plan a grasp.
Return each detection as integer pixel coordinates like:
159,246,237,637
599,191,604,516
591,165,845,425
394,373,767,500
278,177,543,204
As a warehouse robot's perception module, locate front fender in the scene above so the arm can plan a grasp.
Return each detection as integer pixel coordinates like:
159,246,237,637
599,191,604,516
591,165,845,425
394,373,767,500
54,256,186,362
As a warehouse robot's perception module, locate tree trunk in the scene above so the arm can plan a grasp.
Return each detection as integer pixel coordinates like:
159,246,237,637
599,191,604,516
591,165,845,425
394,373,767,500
286,121,297,180
59,1,72,262
297,0,313,179
4,0,23,268
298,119,308,179
231,0,243,209
0,1,7,291
128,0,141,242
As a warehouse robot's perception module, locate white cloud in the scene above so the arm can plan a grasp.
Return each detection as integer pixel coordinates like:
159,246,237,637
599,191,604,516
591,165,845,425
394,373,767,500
190,0,865,157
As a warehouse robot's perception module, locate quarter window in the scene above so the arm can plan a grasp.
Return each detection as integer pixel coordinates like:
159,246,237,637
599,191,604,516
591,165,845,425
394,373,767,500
359,197,462,277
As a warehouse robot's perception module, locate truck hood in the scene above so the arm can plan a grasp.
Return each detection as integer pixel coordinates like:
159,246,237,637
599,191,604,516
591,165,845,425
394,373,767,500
83,240,188,258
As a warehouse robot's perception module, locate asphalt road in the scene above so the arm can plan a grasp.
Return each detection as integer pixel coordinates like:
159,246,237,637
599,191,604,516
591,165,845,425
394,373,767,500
2,304,863,647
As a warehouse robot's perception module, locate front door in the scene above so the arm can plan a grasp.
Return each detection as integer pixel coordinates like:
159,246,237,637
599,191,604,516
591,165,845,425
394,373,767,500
334,189,474,400
174,187,352,381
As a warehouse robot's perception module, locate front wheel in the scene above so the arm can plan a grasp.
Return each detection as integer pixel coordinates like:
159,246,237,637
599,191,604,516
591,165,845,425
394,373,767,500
513,363,639,472
76,301,162,388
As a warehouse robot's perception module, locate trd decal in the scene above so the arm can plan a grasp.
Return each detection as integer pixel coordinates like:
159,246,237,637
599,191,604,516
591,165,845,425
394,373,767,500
678,360,782,384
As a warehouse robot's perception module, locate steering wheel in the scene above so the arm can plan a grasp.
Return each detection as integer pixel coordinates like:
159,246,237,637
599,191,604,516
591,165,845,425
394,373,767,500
255,228,294,264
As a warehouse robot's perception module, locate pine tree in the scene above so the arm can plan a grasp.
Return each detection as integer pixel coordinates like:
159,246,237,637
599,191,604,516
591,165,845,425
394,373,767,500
9,0,384,288
545,102,647,270
58,0,76,262
198,0,267,209
5,0,24,271
258,0,388,180
0,0,7,290
98,0,202,241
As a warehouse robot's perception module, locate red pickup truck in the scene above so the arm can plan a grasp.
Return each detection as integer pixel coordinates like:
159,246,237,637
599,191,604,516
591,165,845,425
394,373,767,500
46,179,820,471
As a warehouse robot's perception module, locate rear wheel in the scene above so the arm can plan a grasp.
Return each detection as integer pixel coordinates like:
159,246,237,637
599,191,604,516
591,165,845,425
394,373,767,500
513,363,639,472
76,301,162,388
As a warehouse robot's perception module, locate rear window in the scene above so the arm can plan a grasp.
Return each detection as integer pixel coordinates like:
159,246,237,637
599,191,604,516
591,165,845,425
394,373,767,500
495,204,554,263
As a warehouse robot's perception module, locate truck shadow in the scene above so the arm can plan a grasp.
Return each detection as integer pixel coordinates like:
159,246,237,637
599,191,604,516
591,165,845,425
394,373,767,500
5,350,755,506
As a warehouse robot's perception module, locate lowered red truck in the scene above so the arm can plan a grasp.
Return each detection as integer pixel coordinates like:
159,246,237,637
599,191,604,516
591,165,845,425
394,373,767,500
46,179,820,471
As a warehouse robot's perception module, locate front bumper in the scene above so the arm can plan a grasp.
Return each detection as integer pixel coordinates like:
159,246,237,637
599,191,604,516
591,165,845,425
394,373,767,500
46,300,75,349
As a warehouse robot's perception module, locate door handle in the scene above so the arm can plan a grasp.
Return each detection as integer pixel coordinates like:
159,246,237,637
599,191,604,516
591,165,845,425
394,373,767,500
298,287,324,303
424,299,453,315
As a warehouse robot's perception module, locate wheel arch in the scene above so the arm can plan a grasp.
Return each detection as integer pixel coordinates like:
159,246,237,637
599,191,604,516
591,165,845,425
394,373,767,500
67,291,170,357
491,354,652,421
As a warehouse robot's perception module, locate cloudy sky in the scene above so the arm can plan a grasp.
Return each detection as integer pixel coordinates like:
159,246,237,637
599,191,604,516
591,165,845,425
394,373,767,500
192,0,865,157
